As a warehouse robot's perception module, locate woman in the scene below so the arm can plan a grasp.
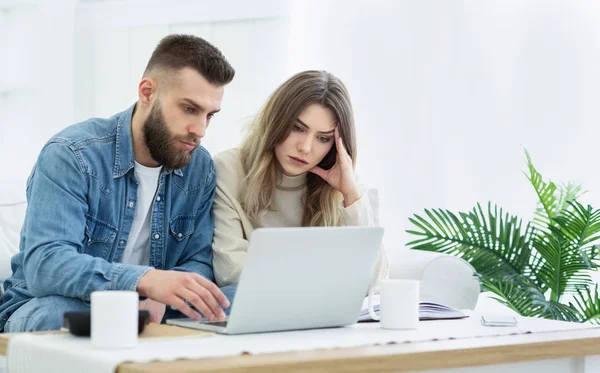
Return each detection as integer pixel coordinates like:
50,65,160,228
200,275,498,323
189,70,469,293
211,70,388,290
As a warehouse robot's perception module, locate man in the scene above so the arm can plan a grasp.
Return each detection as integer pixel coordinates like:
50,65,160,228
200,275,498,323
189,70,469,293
0,34,235,332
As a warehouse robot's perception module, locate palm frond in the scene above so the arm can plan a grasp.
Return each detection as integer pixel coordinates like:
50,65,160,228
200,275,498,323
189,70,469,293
481,274,581,322
526,246,550,295
554,201,600,268
526,284,582,322
406,149,599,323
525,150,557,233
525,151,585,237
571,284,600,324
532,229,595,301
555,182,586,216
478,275,544,317
536,300,581,322
407,202,534,278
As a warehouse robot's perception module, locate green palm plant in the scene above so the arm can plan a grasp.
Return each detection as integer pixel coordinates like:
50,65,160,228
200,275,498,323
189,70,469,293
406,150,600,323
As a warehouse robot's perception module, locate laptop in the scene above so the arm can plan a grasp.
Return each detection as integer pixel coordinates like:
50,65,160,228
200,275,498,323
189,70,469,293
167,226,383,334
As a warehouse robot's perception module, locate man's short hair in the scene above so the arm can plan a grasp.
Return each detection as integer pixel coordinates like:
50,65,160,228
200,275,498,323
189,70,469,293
144,34,235,86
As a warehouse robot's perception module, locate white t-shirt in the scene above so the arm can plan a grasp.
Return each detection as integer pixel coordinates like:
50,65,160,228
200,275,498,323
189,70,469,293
121,161,162,265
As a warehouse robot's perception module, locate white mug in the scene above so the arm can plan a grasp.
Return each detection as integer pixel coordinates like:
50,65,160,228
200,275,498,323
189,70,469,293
368,279,419,329
91,291,139,348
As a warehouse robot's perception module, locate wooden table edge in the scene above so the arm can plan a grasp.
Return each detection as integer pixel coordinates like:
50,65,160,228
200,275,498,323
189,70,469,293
117,328,600,373
3,326,600,372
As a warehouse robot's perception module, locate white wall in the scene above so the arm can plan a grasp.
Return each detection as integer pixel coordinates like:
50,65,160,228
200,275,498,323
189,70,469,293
3,0,600,251
73,0,291,156
0,0,77,182
287,0,600,249
1,0,290,182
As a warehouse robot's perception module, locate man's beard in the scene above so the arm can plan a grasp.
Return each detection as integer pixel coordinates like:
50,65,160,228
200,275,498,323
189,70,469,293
143,101,198,170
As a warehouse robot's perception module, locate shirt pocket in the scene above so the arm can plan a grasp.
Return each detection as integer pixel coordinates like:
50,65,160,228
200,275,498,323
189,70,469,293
169,214,196,242
84,215,117,257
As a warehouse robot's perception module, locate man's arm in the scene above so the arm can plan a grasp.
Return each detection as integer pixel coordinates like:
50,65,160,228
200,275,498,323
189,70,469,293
136,168,230,320
22,142,151,300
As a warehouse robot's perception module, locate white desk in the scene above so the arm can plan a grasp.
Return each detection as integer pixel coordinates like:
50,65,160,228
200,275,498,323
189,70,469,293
114,327,600,373
2,317,599,373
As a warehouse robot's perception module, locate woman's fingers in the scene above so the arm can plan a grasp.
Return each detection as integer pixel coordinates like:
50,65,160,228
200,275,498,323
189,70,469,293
309,166,327,179
335,127,351,164
335,127,345,154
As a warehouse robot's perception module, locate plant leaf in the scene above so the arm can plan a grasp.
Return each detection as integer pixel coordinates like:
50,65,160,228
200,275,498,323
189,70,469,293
554,201,600,267
478,275,544,317
407,203,534,279
527,282,582,322
481,274,582,322
532,228,595,301
555,182,586,216
525,150,585,237
524,149,557,234
571,284,600,324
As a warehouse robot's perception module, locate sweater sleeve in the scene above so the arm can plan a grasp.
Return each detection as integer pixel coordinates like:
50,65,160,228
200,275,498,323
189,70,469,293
341,192,375,226
341,187,389,289
369,246,389,289
211,150,249,287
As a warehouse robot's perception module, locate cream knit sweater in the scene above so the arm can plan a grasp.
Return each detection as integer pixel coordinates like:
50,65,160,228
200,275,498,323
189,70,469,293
211,148,388,288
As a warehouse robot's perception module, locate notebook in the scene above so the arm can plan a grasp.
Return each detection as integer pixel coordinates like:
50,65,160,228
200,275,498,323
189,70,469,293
358,296,468,322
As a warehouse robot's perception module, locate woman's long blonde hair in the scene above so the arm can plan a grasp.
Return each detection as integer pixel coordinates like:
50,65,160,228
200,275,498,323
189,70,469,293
240,70,356,226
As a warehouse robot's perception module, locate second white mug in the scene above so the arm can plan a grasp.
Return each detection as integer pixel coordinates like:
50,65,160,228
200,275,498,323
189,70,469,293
91,290,139,348
368,279,419,330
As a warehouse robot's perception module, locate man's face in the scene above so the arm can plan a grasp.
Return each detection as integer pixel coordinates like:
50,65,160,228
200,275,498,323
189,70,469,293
143,67,224,169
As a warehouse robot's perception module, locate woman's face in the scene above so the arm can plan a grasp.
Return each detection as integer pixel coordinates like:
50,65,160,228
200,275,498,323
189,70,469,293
274,103,337,176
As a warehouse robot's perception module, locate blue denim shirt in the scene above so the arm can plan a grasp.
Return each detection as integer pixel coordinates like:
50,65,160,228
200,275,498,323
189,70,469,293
0,104,217,328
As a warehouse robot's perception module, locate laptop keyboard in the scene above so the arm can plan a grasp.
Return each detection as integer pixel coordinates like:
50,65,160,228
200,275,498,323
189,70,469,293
203,320,228,327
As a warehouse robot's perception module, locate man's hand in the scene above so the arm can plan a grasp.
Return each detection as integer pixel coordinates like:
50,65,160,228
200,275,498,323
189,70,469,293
139,298,167,324
137,269,230,321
